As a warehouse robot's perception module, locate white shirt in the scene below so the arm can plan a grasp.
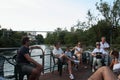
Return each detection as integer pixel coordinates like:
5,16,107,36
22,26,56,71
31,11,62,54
52,47,63,55
100,42,109,49
100,42,110,54
113,63,120,70
92,48,106,54
74,47,82,54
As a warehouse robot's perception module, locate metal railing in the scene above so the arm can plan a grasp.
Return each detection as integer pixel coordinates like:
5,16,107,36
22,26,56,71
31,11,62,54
0,47,54,78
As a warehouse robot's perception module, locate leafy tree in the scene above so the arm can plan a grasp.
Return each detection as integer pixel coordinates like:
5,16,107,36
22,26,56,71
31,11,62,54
0,28,27,47
95,0,120,44
96,0,120,27
35,34,44,44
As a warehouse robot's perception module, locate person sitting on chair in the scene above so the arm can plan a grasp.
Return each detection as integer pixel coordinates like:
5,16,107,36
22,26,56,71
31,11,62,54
65,46,80,70
109,50,120,73
91,42,106,72
16,36,43,80
53,42,79,80
72,42,83,64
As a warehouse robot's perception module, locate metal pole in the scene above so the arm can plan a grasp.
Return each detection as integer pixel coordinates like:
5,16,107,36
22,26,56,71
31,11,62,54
42,52,45,74
50,51,52,72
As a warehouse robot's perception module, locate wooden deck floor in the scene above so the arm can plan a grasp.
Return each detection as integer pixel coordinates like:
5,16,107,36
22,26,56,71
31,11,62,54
40,64,92,80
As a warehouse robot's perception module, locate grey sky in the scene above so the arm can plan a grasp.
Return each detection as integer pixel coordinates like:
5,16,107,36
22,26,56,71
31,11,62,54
0,0,114,37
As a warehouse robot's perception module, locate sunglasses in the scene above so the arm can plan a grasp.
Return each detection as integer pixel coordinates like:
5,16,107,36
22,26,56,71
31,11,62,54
96,44,100,46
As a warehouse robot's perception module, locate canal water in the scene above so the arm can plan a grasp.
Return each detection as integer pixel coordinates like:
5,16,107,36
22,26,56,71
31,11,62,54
3,45,54,79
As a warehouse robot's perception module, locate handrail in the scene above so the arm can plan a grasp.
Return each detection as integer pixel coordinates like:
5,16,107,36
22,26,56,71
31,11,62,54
3,56,16,66
38,48,45,73
0,47,54,76
0,48,19,50
0,48,19,52
0,55,16,78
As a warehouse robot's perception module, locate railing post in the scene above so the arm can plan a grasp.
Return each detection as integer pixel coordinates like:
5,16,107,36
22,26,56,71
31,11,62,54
50,51,52,72
42,49,45,74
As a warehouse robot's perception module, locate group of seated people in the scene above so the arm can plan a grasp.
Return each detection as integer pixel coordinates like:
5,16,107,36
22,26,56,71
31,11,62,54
88,38,120,80
88,50,120,80
53,37,120,80
5,36,120,80
52,42,82,80
15,37,83,80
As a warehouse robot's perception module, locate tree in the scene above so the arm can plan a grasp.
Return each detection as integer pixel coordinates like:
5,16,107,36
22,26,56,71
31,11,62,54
0,27,28,47
35,34,44,44
96,0,120,27
95,0,120,44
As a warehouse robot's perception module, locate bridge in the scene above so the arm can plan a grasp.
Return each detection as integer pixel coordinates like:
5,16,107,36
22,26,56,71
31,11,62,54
15,30,54,38
14,30,54,33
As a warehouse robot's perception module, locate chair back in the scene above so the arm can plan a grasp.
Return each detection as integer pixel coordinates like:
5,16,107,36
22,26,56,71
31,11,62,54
51,51,56,64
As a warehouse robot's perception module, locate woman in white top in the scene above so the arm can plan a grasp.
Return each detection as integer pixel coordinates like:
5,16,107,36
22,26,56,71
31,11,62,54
109,50,120,75
73,42,83,64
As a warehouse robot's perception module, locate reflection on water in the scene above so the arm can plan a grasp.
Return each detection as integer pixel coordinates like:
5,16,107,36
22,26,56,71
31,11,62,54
3,45,53,79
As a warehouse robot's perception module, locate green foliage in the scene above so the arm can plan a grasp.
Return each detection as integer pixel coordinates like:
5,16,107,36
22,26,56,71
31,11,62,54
35,34,44,44
0,29,27,47
44,0,120,47
0,0,120,49
96,0,120,27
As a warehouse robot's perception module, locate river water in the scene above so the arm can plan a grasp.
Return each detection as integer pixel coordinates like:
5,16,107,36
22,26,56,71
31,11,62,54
3,45,54,79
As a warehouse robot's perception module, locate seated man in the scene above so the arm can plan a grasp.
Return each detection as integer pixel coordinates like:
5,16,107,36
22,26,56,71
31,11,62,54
16,36,43,80
91,42,106,72
53,42,79,80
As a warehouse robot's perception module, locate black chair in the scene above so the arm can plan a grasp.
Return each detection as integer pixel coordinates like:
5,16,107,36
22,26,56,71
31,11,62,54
82,51,91,64
51,52,67,76
13,54,30,80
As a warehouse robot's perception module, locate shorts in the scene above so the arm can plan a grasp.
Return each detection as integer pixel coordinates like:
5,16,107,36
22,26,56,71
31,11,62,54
20,63,36,75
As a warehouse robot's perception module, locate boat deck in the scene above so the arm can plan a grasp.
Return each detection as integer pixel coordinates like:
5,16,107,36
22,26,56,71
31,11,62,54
40,64,92,80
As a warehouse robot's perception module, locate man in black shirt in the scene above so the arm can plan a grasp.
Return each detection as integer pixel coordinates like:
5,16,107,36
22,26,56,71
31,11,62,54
17,36,43,80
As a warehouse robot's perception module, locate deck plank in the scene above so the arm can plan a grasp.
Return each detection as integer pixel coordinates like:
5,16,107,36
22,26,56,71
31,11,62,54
40,64,92,80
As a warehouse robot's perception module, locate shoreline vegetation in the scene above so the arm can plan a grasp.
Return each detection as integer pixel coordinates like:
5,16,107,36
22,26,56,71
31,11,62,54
0,0,120,50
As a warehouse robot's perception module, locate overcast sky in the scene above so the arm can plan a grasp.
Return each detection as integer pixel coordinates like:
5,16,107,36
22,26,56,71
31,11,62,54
0,0,113,33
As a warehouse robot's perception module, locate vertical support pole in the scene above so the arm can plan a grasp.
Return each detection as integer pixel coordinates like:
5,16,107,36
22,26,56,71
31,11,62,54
50,51,52,72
